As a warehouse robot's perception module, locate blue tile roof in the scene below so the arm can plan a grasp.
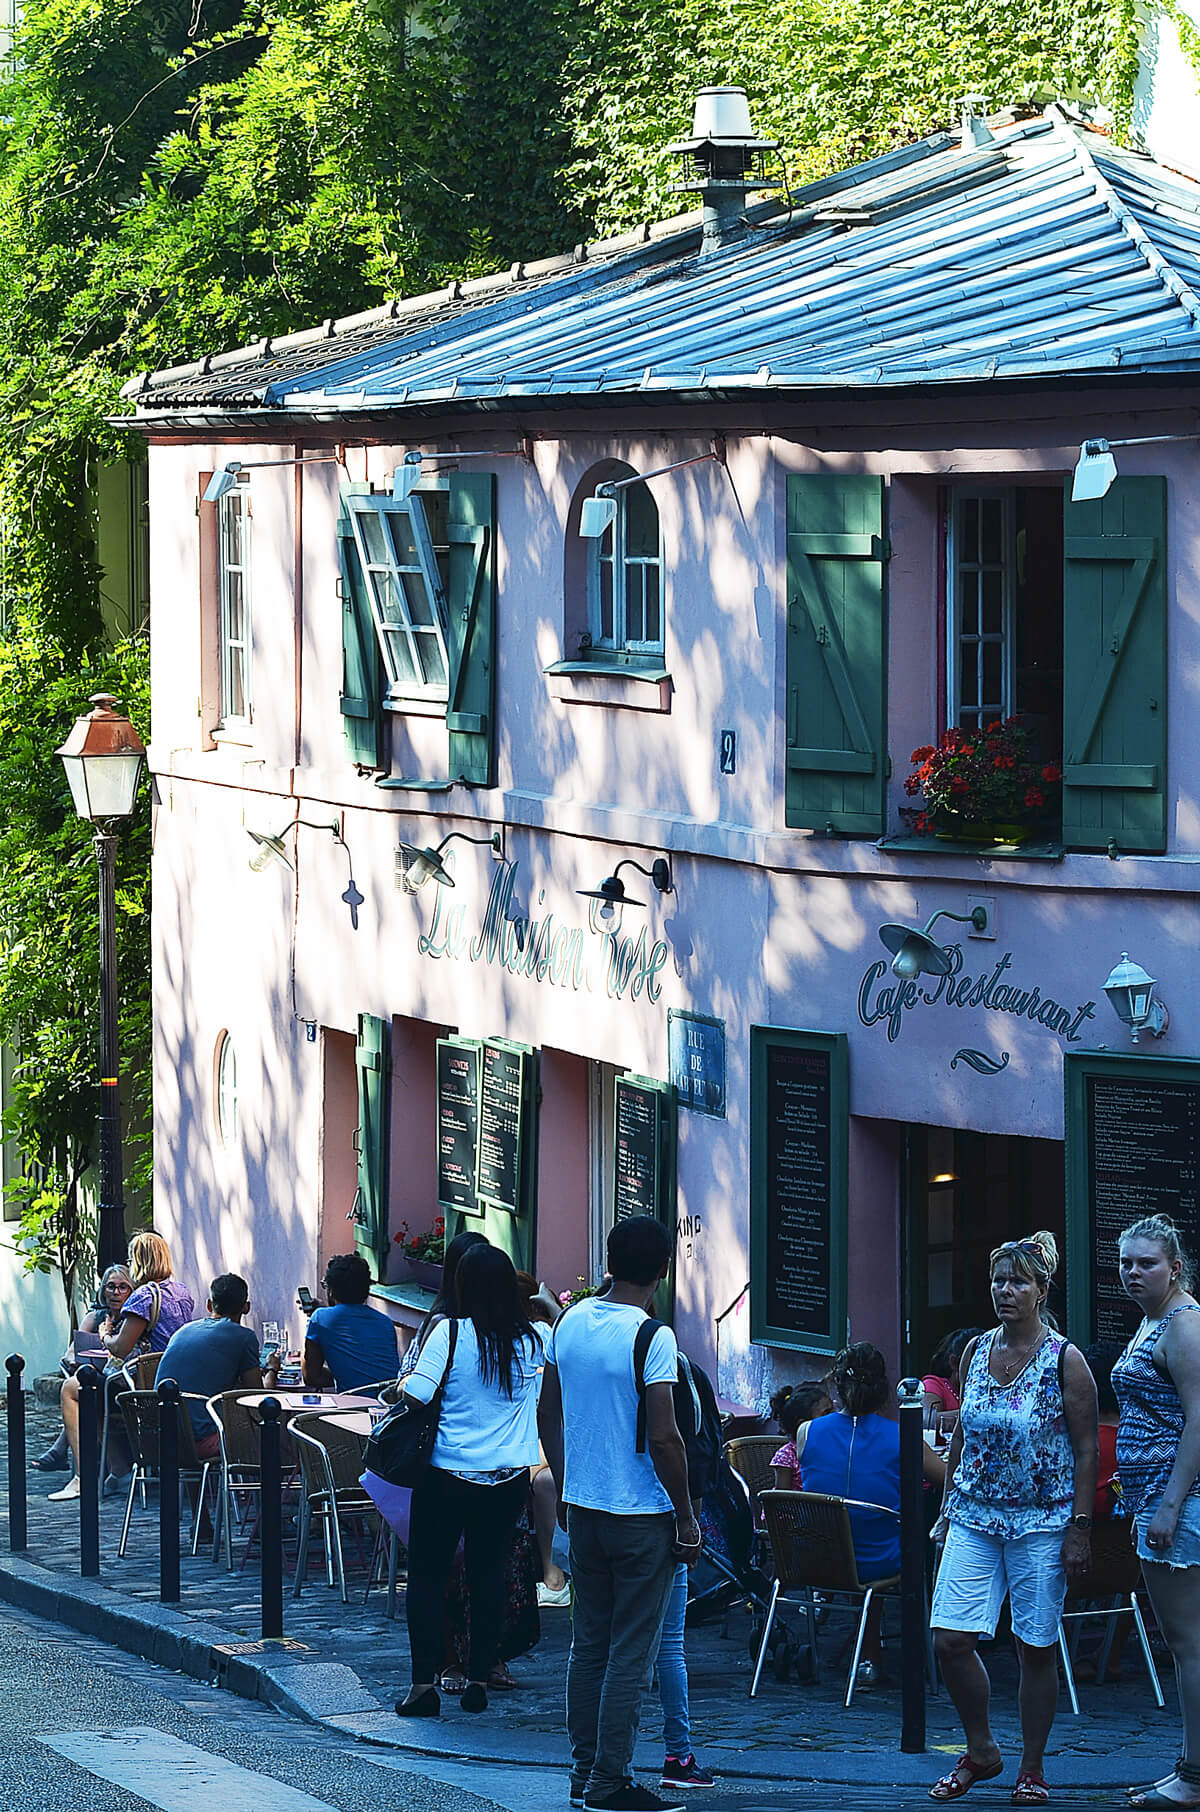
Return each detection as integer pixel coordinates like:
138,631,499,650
124,110,1200,418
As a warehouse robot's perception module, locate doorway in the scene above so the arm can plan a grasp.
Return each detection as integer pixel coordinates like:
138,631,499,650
902,1126,1065,1373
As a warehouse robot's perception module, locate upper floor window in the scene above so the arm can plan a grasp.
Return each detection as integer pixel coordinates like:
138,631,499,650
345,490,450,702
218,487,252,723
587,479,662,656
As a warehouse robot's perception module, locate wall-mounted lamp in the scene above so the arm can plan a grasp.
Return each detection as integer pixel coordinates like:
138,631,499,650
577,856,673,915
1071,431,1196,502
204,449,346,504
392,441,534,501
398,828,503,893
1103,951,1169,1043
246,817,342,872
878,906,989,980
578,441,726,538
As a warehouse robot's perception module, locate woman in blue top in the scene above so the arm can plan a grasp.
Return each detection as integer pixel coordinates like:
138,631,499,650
928,1231,1097,1807
1112,1215,1200,1810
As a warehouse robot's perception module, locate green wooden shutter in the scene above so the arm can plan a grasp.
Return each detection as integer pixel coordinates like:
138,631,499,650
785,474,888,836
338,513,383,769
1062,476,1167,854
446,472,496,788
354,1012,391,1280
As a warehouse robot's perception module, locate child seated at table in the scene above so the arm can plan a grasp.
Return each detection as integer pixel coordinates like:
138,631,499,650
770,1382,834,1489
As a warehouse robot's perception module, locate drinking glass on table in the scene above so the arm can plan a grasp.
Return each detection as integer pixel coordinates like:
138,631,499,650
935,1411,958,1448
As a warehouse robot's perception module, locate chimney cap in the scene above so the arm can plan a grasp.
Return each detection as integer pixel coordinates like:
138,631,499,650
665,86,778,156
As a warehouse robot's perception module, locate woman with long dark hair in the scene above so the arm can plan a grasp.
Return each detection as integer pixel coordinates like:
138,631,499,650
396,1242,544,1718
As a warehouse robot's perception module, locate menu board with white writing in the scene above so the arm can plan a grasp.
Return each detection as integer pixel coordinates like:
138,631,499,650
476,1040,526,1214
436,1039,482,1216
614,1078,664,1223
751,1028,848,1355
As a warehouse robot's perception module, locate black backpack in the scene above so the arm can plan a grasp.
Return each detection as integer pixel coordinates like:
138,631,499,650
633,1316,724,1501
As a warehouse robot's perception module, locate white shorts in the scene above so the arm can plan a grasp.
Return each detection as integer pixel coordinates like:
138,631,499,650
931,1522,1068,1649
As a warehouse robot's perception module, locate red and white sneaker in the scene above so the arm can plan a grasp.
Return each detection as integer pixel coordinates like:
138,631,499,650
660,1755,716,1789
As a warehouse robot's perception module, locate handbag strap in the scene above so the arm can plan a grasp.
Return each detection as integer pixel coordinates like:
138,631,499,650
428,1318,458,1410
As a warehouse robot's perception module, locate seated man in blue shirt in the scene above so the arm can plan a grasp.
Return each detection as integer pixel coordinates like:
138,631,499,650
297,1253,399,1393
156,1273,262,1459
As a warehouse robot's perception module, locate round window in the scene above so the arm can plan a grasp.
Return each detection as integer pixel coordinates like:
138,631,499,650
215,1032,238,1146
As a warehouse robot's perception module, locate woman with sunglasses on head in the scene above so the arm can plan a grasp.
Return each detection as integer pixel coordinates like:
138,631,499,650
928,1232,1097,1807
1112,1216,1200,1810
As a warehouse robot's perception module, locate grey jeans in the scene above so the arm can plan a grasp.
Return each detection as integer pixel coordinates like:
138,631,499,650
566,1504,677,1800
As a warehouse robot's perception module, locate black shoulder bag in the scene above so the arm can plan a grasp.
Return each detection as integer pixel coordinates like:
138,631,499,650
363,1320,458,1488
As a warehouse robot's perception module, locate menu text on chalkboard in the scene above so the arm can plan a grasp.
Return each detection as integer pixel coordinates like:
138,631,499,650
750,1028,848,1356
436,1039,482,1216
615,1078,666,1223
1067,1054,1200,1342
477,1040,527,1214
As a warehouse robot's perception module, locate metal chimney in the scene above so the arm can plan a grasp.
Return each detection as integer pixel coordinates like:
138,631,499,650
959,94,994,148
666,87,778,253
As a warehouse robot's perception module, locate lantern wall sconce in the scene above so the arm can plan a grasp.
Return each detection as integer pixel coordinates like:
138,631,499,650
1103,952,1169,1044
397,828,503,892
577,856,673,916
246,817,343,872
877,905,989,980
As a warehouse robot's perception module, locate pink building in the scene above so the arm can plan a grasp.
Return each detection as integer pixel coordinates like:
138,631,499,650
125,105,1200,1403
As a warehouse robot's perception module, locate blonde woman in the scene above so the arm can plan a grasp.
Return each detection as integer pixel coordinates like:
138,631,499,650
49,1232,195,1502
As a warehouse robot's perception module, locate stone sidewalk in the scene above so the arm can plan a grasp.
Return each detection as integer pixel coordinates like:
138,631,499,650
0,1402,1178,1794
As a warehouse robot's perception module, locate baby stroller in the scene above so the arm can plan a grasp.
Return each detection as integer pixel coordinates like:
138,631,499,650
686,1454,811,1683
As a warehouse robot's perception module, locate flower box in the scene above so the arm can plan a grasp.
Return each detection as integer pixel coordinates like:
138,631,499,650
399,1258,444,1293
904,720,1061,837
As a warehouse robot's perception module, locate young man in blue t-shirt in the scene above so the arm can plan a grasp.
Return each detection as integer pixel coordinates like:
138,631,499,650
156,1273,262,1458
291,1252,399,1393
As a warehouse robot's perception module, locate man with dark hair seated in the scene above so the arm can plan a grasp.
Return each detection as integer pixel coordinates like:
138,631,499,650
156,1273,262,1460
296,1252,400,1394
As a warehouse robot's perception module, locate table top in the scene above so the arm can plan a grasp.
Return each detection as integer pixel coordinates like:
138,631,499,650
234,1391,378,1414
311,1409,378,1438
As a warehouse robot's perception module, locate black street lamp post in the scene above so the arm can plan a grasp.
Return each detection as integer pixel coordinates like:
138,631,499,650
55,693,146,1271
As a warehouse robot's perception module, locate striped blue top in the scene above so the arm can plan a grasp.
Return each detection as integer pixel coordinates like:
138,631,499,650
1113,1303,1200,1517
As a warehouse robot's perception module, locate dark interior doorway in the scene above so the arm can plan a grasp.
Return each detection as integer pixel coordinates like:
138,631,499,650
902,1126,1065,1374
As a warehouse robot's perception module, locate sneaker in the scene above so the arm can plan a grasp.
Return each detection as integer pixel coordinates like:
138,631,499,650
660,1755,716,1789
537,1579,572,1608
48,1475,81,1502
584,1788,686,1812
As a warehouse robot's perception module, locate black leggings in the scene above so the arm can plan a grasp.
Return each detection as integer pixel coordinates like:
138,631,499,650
405,1466,530,1684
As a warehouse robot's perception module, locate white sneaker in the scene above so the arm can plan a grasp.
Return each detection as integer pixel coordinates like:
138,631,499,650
537,1579,571,1607
48,1475,80,1502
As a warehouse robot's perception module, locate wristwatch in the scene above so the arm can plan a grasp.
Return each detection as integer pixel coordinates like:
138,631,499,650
1069,1513,1092,1529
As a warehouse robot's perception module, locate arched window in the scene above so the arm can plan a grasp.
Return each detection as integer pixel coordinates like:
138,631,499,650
587,476,663,656
215,1032,239,1146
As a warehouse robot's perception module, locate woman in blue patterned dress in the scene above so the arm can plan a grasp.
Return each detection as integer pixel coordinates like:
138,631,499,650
928,1231,1097,1807
1112,1216,1200,1810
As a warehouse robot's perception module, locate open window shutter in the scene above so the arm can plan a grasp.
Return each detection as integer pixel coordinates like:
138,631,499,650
337,513,382,769
354,1012,391,1280
785,474,887,836
1062,476,1167,854
446,472,496,787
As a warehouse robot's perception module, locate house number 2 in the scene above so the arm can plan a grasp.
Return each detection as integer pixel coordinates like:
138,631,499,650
719,730,737,774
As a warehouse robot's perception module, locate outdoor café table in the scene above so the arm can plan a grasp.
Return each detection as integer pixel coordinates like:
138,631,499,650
234,1391,379,1419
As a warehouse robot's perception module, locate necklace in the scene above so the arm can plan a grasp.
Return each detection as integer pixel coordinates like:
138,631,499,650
993,1327,1046,1383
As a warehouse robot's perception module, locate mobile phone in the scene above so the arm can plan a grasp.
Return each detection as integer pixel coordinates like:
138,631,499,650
301,1393,321,1405
260,1342,280,1367
297,1286,316,1316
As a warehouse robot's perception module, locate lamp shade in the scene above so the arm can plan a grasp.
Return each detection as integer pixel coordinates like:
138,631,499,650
878,921,954,980
399,840,454,892
56,694,146,823
1103,952,1156,1027
1071,440,1118,503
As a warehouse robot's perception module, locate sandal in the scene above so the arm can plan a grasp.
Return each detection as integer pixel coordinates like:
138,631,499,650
1129,1762,1185,1800
1129,1763,1200,1809
438,1669,468,1694
1011,1775,1049,1806
486,1663,518,1690
930,1755,1004,1801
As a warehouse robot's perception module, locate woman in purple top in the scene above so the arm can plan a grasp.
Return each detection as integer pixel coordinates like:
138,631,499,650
50,1231,195,1502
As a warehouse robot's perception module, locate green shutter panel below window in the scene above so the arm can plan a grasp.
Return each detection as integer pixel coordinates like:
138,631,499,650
785,474,888,836
354,1012,391,1281
446,472,496,788
338,515,383,769
1062,476,1167,854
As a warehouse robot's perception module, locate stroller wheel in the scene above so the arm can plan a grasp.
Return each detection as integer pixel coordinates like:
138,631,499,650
773,1641,792,1683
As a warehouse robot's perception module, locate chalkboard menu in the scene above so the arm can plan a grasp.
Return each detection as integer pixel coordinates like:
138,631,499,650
436,1038,482,1216
1066,1053,1200,1342
750,1028,848,1356
614,1076,674,1224
477,1040,528,1214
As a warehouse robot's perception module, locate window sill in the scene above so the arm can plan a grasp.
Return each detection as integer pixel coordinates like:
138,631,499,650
383,696,449,719
211,723,255,748
545,659,672,713
370,1280,438,1314
877,833,1065,862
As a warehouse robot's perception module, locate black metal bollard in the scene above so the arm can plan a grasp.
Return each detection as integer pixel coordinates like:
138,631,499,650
6,1356,27,1552
259,1396,283,1639
157,1379,181,1603
897,1376,927,1753
77,1365,101,1577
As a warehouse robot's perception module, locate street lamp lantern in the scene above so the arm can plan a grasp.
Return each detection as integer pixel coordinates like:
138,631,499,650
56,693,145,823
55,693,146,1270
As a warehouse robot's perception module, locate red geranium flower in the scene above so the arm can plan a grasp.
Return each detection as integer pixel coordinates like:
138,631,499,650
1024,787,1044,809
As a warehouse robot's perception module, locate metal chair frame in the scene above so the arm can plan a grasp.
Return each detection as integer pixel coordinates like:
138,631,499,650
1056,1522,1165,1714
290,1410,380,1604
206,1391,268,1570
114,1390,216,1559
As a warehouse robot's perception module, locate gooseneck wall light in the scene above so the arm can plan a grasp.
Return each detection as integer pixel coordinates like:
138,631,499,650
56,693,147,1270
579,443,726,539
1103,952,1169,1044
1071,431,1197,502
878,906,989,981
398,829,503,893
577,856,673,922
391,442,534,501
204,450,346,504
245,817,343,872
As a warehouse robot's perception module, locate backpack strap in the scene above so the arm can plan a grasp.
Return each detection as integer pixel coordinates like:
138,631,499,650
634,1316,666,1454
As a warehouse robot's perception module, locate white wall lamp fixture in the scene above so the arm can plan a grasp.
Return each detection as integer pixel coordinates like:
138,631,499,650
1071,431,1196,502
391,440,534,501
398,828,503,892
878,905,989,980
204,449,347,504
578,440,727,538
1103,951,1168,1043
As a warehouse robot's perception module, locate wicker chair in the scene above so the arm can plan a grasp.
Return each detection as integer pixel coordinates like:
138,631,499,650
755,1488,907,1706
725,1436,782,1510
290,1410,380,1603
114,1390,216,1559
206,1391,268,1570
1057,1519,1164,1713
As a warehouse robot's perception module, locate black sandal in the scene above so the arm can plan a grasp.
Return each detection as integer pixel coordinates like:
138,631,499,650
30,1451,69,1472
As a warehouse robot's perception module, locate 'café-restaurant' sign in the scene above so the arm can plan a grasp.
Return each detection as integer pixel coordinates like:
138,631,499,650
857,944,1097,1045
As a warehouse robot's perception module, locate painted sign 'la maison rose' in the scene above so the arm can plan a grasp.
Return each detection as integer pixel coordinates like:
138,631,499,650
417,857,670,1003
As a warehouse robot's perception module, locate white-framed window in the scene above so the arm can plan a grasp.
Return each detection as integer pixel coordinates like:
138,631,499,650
346,490,450,702
587,480,663,656
218,487,252,723
215,1032,238,1147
